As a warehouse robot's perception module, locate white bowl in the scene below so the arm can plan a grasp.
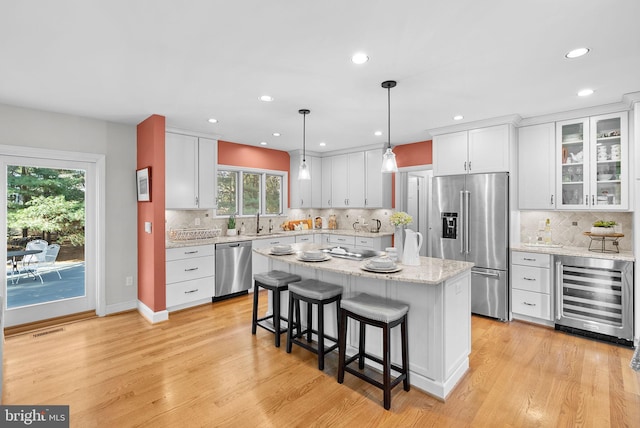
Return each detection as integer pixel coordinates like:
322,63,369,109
302,250,324,260
599,174,613,180
368,257,395,269
272,245,292,253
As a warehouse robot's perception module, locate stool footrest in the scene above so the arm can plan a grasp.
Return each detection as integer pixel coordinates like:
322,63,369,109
343,354,407,391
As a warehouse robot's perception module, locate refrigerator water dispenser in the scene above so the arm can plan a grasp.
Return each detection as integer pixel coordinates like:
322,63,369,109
442,212,457,239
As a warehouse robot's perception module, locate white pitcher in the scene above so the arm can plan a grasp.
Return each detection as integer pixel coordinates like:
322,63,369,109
402,228,423,266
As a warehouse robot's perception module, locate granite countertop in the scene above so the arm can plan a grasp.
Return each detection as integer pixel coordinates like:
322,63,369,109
166,229,394,249
254,243,474,285
511,243,635,262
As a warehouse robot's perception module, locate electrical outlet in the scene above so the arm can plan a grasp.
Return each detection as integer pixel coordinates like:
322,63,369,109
572,221,578,226
126,276,133,286
195,217,201,226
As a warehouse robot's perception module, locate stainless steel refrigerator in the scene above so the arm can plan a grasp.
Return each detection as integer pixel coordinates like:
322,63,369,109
430,172,509,320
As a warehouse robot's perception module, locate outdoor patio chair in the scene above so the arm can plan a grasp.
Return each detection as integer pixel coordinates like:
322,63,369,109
41,243,62,279
20,239,48,283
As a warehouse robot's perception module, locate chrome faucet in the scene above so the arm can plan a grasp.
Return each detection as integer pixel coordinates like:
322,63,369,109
256,212,263,234
269,219,273,234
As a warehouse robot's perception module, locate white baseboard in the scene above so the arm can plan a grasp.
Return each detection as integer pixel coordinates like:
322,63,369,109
137,300,169,324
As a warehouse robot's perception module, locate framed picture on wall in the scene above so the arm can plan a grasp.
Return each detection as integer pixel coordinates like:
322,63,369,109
136,167,151,202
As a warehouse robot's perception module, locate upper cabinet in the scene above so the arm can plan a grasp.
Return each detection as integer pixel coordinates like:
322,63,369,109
321,157,332,208
331,152,365,208
556,112,628,210
165,132,217,210
518,123,556,209
290,154,321,208
433,124,511,176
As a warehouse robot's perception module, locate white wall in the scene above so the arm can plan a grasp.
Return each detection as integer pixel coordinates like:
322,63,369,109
0,103,138,312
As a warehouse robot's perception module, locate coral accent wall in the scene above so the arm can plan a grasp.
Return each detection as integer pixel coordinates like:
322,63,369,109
395,140,432,167
218,140,290,171
137,115,166,313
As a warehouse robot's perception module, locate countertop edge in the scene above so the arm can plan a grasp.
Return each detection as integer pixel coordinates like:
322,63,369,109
511,244,635,262
166,229,394,249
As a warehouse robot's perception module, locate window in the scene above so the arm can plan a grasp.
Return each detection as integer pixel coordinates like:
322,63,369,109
217,167,286,216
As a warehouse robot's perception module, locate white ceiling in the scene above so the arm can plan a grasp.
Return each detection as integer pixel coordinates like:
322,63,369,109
1,1,639,153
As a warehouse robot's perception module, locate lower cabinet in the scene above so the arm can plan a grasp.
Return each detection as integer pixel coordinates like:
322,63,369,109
326,233,392,250
166,244,215,312
511,251,553,325
252,236,296,290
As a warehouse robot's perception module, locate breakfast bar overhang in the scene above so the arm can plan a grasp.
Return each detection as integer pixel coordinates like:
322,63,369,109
253,244,475,401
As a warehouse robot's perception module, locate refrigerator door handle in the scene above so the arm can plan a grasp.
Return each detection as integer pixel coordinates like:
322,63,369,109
459,190,465,254
472,270,500,279
464,190,470,254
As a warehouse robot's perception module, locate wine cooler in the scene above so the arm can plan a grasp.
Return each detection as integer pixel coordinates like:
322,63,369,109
555,255,633,346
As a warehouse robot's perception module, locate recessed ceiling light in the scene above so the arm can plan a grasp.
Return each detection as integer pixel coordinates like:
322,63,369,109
578,88,594,97
319,142,326,147
453,115,464,121
272,132,281,137
260,141,268,146
259,95,274,102
351,52,369,64
374,131,382,136
565,47,590,59
208,118,218,123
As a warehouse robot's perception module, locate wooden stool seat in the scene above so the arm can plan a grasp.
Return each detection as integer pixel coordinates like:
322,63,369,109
252,270,301,347
286,279,342,370
337,292,410,410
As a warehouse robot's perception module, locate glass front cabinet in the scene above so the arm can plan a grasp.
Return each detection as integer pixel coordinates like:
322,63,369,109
556,112,628,210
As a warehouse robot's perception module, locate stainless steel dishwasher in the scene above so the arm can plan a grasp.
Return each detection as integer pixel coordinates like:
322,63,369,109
215,241,252,299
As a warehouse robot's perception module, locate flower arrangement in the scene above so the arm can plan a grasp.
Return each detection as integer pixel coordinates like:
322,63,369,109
389,211,413,227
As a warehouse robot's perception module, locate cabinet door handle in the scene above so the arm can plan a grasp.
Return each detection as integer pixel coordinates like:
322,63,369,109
184,251,199,255
523,302,536,306
550,195,554,205
523,257,536,261
195,196,199,206
185,289,199,294
585,195,588,205
184,267,199,272
464,161,467,171
365,198,368,206
592,195,595,205
468,161,471,171
327,199,331,206
523,277,536,281
300,198,304,206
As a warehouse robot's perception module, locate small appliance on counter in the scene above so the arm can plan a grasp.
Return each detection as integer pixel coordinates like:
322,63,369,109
370,219,381,233
328,214,337,230
314,216,327,229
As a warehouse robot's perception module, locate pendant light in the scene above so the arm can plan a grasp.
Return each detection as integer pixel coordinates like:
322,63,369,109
298,109,311,180
381,80,398,173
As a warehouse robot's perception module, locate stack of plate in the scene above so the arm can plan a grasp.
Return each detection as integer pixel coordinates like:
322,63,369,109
361,257,402,273
271,244,294,255
297,250,330,262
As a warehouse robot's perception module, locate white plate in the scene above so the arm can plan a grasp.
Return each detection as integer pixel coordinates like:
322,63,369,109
361,265,403,274
296,254,332,262
270,250,295,256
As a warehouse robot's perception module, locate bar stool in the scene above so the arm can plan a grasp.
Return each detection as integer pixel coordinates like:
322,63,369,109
286,279,342,370
337,293,410,410
252,270,301,347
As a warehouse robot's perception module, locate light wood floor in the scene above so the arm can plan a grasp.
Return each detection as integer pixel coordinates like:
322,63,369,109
3,292,639,427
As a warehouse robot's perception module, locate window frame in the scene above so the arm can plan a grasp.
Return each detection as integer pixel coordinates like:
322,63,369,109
216,165,288,218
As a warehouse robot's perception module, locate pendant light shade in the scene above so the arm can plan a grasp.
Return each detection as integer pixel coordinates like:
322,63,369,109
298,109,311,180
381,80,398,173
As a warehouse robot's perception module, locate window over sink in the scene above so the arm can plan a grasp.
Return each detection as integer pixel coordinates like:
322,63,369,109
216,166,287,217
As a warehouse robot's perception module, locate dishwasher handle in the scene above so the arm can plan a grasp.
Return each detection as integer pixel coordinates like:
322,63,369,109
216,241,252,250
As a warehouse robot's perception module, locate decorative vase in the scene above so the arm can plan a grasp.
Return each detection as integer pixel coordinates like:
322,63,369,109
226,228,237,236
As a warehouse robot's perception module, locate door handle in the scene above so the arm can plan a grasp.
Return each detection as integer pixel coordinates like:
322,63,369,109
459,191,465,254
472,270,500,279
555,261,562,320
464,190,470,254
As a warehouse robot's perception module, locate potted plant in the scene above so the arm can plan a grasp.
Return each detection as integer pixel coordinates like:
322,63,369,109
591,220,617,235
227,213,237,236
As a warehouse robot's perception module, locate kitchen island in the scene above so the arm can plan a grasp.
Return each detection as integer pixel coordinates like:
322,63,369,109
253,244,474,401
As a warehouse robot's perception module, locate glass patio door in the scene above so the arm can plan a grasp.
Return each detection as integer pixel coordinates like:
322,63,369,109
2,155,96,327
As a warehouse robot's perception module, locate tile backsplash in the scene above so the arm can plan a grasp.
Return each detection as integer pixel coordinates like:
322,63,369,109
165,208,398,236
519,211,633,251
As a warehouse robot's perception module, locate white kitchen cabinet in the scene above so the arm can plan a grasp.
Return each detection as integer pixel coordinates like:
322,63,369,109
326,233,391,250
433,125,511,176
556,112,628,210
518,123,556,209
330,152,365,207
166,245,215,312
290,154,321,208
364,149,392,208
165,132,217,209
511,251,552,325
321,157,332,208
